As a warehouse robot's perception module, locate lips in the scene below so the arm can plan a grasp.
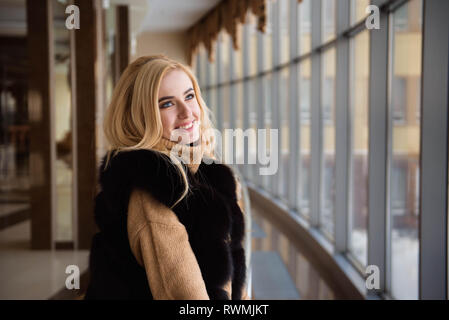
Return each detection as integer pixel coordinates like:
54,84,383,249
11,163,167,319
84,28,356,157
175,119,196,130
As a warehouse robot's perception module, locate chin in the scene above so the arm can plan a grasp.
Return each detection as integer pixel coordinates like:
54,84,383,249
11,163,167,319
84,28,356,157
169,126,200,144
190,131,200,144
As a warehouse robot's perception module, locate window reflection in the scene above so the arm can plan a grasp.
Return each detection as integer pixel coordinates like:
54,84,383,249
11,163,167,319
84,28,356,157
298,59,311,219
235,82,245,174
349,29,370,267
248,80,258,181
388,0,422,300
248,13,258,76
233,25,243,80
220,31,230,84
299,0,311,55
351,0,370,25
209,44,217,86
262,73,272,191
280,68,289,201
196,45,207,88
322,0,336,43
279,0,290,64
321,47,336,239
264,1,273,71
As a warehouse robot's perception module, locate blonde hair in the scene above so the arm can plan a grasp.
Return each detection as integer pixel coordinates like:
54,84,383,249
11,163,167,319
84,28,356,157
103,54,216,207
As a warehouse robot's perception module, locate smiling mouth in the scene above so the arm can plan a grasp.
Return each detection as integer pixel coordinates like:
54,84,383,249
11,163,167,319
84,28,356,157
175,119,197,130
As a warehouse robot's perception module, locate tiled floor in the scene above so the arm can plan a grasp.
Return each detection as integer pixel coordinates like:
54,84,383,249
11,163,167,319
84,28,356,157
251,250,301,299
0,196,333,300
249,205,335,300
0,220,89,299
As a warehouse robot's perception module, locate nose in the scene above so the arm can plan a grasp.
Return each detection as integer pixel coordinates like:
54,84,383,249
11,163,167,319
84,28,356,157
177,100,192,119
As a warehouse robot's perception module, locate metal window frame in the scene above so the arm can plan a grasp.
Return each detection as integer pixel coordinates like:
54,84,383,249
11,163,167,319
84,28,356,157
249,19,259,183
216,33,223,133
271,0,281,197
195,51,202,88
229,33,237,163
419,0,449,300
346,26,371,274
297,0,313,220
242,19,251,180
310,0,322,228
288,0,299,210
200,47,206,89
335,0,350,254
275,0,290,202
319,48,337,242
367,0,390,296
385,2,397,297
256,29,265,189
204,48,211,106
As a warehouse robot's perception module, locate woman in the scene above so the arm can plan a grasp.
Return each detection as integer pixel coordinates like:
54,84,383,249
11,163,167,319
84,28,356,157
84,55,249,300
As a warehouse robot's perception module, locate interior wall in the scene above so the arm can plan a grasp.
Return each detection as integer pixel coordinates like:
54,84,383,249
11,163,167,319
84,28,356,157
132,31,188,65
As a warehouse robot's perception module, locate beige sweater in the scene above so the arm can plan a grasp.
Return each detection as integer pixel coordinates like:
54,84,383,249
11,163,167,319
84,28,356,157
126,138,250,300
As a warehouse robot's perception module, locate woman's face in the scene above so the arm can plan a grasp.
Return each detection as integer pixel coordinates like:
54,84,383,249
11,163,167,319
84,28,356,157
158,68,201,144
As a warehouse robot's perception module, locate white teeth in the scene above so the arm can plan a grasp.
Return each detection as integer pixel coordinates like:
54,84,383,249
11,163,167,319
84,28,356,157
179,120,195,129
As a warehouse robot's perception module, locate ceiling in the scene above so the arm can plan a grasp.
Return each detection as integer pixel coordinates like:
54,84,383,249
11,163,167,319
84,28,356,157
139,0,220,32
0,0,221,37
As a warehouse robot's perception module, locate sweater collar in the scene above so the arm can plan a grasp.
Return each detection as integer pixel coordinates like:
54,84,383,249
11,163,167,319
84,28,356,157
151,137,206,174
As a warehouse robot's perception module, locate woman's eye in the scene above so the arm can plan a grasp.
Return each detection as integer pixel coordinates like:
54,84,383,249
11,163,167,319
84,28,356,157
160,101,173,109
186,93,195,100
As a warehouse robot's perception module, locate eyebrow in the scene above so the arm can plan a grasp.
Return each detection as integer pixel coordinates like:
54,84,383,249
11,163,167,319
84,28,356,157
158,88,194,103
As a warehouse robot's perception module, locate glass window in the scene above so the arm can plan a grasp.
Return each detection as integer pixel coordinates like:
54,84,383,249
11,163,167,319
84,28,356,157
261,73,272,191
248,13,258,76
392,77,407,123
235,82,244,129
222,84,232,162
279,0,290,64
299,0,312,55
53,0,73,243
219,31,231,83
264,0,274,70
197,45,208,88
209,44,217,86
322,0,336,43
222,85,230,130
388,0,422,300
279,67,290,201
235,82,245,173
298,59,311,218
348,29,370,267
248,79,258,181
321,47,336,239
233,24,243,80
208,88,217,125
202,90,208,109
195,52,201,86
350,0,370,25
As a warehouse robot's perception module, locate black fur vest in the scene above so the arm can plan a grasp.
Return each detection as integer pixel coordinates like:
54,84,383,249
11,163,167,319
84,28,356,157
84,149,246,300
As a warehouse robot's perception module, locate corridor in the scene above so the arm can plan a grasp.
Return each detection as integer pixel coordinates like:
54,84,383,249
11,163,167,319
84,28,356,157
0,0,448,301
